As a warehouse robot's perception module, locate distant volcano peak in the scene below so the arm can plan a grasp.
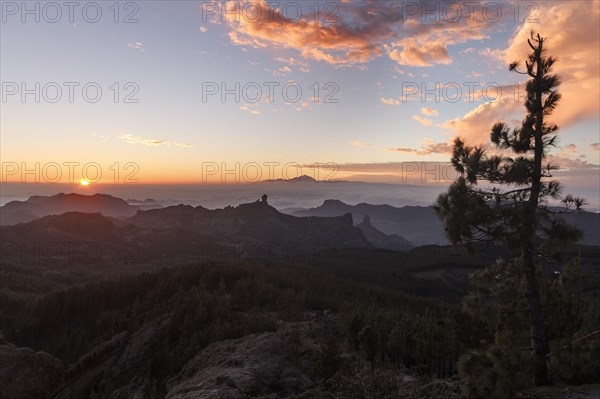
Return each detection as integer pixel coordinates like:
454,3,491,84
289,175,316,183
264,175,317,183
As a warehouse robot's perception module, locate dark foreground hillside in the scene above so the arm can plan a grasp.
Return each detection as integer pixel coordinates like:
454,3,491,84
0,196,598,398
1,245,599,398
1,260,467,398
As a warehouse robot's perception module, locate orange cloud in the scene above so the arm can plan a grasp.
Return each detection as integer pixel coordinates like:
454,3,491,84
218,0,498,67
387,140,453,156
272,65,292,76
412,115,432,126
223,0,384,64
389,43,451,67
504,1,600,129
441,2,599,147
441,97,522,145
421,107,439,116
350,140,367,148
118,134,192,148
380,97,400,105
386,15,490,67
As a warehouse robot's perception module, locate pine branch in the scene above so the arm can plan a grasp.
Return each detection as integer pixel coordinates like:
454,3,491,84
547,329,600,358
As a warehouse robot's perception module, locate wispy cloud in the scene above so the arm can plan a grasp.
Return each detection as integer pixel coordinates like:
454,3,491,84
467,71,485,78
90,133,109,143
388,43,452,67
118,134,192,148
421,107,438,116
412,115,432,126
380,97,400,105
547,154,600,171
272,65,292,76
127,41,145,52
275,57,310,73
479,47,504,62
386,139,452,156
240,104,261,115
350,140,367,148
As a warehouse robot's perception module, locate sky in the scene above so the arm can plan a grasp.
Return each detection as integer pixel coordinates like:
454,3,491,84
1,1,599,203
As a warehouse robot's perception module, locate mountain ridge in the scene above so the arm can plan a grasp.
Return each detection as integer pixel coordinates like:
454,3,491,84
0,193,138,225
1,196,411,263
293,199,600,246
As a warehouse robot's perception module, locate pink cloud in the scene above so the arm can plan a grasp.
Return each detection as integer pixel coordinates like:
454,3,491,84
441,2,599,149
412,115,433,126
441,97,522,145
421,107,439,116
503,1,600,129
387,139,453,156
217,0,499,67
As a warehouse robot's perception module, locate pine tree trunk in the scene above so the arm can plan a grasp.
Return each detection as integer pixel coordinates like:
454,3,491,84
523,246,549,386
523,35,550,386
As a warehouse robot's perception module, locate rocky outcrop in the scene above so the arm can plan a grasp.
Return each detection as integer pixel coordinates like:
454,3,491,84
53,315,173,399
166,316,339,399
0,314,461,399
0,341,64,399
128,200,369,252
357,215,411,250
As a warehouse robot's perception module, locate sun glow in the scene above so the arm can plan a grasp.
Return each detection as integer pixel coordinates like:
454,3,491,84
80,179,90,186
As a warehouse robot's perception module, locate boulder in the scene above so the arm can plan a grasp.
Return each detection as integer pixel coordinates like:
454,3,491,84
0,342,64,399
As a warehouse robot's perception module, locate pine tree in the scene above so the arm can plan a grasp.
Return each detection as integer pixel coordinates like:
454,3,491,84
358,325,377,372
435,32,584,386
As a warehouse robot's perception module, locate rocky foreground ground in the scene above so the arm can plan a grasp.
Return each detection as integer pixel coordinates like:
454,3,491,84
0,313,461,399
1,314,597,399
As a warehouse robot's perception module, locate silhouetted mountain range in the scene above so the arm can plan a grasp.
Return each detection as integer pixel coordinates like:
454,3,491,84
293,199,448,245
1,194,597,264
356,215,411,250
293,199,600,246
126,198,369,253
2,194,407,263
0,193,139,225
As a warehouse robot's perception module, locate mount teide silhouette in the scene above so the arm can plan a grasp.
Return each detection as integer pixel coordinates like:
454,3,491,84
263,175,345,183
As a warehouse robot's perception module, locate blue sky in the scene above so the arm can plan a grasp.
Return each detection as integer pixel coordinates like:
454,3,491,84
1,1,598,192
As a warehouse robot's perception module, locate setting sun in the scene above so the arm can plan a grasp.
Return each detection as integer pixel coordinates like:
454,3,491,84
80,179,90,186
